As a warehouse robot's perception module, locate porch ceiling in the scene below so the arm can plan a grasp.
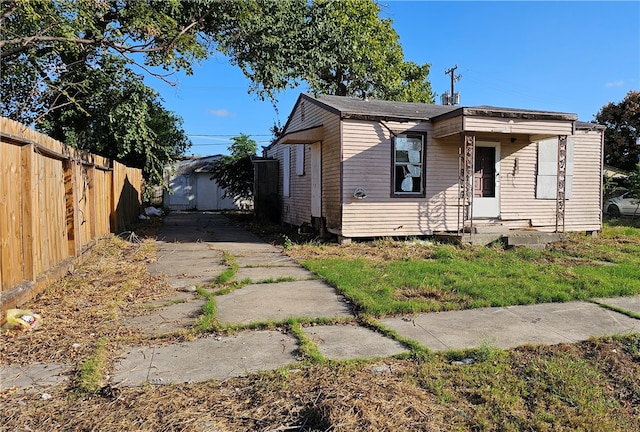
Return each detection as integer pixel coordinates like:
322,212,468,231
279,125,324,144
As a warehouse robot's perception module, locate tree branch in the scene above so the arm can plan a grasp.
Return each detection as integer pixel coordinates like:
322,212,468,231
0,2,19,25
0,36,98,59
114,50,178,87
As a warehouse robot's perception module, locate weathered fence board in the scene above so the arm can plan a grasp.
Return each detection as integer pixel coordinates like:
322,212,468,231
1,117,143,311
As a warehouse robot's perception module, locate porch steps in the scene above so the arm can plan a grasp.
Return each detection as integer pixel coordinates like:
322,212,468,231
463,219,532,234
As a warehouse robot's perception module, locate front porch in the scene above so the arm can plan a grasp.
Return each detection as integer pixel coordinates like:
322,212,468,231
435,228,566,249
436,217,567,248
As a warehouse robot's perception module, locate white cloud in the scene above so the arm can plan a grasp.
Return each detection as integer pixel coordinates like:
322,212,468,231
604,80,625,88
207,108,234,117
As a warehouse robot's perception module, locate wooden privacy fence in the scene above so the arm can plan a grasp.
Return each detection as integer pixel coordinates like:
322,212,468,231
1,117,143,312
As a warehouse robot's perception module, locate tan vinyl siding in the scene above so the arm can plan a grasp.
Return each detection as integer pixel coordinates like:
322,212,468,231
463,117,574,136
432,116,463,138
321,114,342,232
500,131,602,232
341,120,460,237
563,130,602,232
268,100,341,229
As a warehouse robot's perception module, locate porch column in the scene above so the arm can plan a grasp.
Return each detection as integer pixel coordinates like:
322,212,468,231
458,133,475,231
555,135,568,232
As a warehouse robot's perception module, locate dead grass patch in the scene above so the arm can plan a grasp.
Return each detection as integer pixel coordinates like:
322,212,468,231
394,286,470,307
1,232,173,366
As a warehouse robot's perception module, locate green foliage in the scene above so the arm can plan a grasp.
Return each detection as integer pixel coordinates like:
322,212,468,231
304,0,434,102
37,54,190,189
0,0,212,123
214,0,434,102
627,164,640,202
2,0,433,192
596,90,640,171
210,134,258,202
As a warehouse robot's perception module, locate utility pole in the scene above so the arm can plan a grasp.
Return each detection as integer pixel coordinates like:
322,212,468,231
442,65,462,105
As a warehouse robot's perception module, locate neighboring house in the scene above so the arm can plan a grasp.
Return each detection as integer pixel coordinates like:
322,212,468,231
163,156,239,211
264,93,604,243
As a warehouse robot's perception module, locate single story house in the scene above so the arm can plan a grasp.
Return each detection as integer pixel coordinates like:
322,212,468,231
163,156,240,211
264,93,604,243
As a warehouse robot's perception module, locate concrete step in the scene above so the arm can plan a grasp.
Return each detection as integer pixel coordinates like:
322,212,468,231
505,232,565,248
464,224,509,234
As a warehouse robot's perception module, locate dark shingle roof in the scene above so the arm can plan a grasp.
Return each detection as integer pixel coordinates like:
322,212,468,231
303,93,579,122
305,93,457,121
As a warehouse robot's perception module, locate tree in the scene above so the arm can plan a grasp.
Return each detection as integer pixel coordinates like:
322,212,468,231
210,134,258,203
216,0,434,102
37,54,190,189
0,0,216,124
304,0,433,102
596,91,640,171
1,0,434,191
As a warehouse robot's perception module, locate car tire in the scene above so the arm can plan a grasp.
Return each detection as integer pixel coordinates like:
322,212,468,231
607,204,621,217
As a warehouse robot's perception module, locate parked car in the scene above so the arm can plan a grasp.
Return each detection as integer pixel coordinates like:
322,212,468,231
606,190,640,217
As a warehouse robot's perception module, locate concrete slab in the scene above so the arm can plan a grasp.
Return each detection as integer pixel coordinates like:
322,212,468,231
235,253,300,268
233,266,317,283
215,242,281,256
150,242,227,290
381,301,640,352
111,330,298,386
123,298,206,335
595,295,640,315
303,325,409,360
0,362,71,391
215,280,353,325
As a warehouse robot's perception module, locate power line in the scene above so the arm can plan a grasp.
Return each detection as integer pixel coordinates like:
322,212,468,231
187,133,273,137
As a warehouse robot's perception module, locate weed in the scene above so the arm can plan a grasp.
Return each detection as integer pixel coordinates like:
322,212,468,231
282,235,293,250
256,276,298,284
291,322,325,364
195,287,218,331
77,337,109,393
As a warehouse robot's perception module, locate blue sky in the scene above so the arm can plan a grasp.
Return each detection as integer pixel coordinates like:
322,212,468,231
145,1,639,156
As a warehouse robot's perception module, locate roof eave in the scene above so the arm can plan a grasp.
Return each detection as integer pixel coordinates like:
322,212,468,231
431,106,578,122
341,113,430,123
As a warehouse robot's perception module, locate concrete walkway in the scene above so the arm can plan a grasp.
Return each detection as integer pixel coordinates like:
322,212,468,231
2,212,640,391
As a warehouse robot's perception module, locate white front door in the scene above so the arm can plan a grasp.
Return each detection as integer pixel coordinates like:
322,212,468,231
472,142,500,218
311,142,322,217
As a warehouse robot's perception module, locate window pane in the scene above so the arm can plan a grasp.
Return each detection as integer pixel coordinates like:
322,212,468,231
394,134,424,194
396,150,409,162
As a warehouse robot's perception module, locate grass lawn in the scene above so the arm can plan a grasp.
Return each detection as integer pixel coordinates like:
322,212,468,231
292,221,640,317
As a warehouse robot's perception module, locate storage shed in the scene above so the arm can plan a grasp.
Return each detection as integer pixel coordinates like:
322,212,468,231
266,93,605,243
163,156,239,211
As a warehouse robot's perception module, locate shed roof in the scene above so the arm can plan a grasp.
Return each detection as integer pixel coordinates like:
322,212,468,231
170,155,222,175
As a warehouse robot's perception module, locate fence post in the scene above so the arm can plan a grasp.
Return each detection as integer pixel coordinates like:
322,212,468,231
63,160,79,256
20,143,36,282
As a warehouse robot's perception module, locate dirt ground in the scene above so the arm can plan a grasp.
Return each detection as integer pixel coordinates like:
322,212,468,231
1,214,639,431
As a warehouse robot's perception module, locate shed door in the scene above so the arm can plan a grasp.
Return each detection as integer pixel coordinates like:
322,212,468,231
473,142,500,218
311,142,322,217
